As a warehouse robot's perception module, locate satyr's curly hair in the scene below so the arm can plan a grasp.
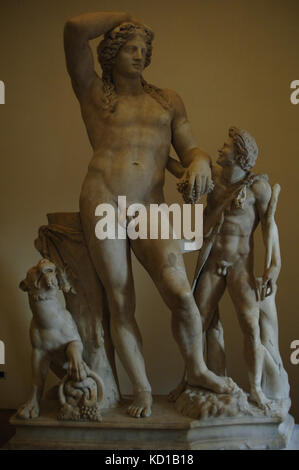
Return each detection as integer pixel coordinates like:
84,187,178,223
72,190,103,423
97,22,171,112
228,127,258,171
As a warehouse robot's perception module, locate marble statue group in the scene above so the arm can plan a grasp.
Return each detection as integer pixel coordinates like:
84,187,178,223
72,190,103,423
15,11,292,447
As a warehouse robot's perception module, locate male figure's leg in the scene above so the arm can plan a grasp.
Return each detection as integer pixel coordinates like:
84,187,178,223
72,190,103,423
169,262,227,401
227,258,269,408
131,236,236,394
193,258,226,331
193,260,227,376
80,206,152,417
206,309,226,376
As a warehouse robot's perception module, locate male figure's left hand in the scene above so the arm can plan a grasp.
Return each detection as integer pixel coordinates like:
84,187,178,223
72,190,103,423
261,265,280,300
178,152,213,203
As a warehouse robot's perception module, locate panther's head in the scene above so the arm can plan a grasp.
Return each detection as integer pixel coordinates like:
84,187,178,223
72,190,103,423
19,258,59,294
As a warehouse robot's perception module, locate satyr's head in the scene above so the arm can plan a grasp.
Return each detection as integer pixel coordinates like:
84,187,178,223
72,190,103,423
97,23,170,112
217,127,258,171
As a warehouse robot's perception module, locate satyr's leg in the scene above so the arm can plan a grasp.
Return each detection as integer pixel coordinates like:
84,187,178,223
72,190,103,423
17,349,50,419
80,204,152,418
193,261,227,375
131,236,237,395
227,259,269,408
206,308,226,376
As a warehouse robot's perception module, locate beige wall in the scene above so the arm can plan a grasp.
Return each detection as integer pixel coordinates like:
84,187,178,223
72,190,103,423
0,0,298,421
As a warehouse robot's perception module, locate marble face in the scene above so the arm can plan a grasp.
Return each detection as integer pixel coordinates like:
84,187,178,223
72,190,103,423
217,137,236,168
113,35,147,78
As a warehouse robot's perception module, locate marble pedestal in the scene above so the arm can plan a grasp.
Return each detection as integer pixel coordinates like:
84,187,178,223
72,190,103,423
8,396,294,450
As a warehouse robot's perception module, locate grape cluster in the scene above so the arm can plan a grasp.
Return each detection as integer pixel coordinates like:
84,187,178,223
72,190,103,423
177,179,215,204
177,180,196,203
80,404,102,422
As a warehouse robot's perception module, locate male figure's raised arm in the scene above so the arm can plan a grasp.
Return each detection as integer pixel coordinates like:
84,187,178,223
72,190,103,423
64,11,131,99
166,89,212,202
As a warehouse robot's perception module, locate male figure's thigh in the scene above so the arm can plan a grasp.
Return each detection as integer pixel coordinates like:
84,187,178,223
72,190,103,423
193,259,226,329
227,258,259,326
130,236,188,293
82,210,134,293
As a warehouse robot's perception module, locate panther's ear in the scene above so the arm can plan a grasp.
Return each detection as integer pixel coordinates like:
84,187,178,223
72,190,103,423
19,280,28,292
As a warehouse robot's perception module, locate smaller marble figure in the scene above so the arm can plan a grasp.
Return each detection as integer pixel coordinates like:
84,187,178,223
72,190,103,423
171,127,290,415
17,258,104,420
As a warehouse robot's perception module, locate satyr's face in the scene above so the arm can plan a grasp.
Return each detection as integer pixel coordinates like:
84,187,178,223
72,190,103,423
217,137,237,168
113,34,147,78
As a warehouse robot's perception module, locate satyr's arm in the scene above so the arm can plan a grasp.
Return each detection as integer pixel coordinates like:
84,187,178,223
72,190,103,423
253,179,281,299
64,11,132,99
165,90,212,202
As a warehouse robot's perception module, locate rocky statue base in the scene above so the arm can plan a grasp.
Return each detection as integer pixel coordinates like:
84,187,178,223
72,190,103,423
8,396,294,450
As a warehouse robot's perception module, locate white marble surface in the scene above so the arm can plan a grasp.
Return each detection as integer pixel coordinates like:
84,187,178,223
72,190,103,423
286,424,299,450
8,398,297,450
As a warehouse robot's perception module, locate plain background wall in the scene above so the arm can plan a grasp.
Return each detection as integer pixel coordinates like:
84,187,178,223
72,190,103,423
0,0,298,421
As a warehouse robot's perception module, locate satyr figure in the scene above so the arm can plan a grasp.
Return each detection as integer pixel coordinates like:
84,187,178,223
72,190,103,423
173,127,287,410
63,11,238,418
169,127,290,413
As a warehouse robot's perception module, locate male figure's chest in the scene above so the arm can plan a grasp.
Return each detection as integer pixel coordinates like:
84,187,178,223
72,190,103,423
106,95,171,129
210,182,256,217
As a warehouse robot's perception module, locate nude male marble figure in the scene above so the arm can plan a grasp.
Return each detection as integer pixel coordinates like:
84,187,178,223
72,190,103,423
168,128,284,410
64,11,236,418
191,127,282,409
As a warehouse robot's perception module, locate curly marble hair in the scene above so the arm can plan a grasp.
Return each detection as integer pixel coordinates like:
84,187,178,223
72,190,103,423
97,22,171,112
228,127,258,171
